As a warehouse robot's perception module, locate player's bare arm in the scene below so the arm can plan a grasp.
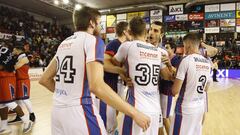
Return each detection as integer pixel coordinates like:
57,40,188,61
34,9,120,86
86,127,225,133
111,57,132,86
104,53,125,75
87,61,150,131
14,57,29,69
39,57,57,92
172,78,184,96
201,42,218,57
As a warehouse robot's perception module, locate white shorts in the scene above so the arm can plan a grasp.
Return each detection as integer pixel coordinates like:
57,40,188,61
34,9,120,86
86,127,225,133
0,104,6,109
119,113,162,135
169,111,204,135
160,94,174,118
51,105,107,135
94,98,117,135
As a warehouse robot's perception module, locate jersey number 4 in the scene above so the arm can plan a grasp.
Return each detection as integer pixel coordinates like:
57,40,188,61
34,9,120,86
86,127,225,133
56,56,76,83
135,63,160,86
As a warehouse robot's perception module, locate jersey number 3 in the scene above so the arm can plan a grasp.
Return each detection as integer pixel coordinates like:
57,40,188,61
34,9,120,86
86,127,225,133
56,56,76,83
197,75,206,94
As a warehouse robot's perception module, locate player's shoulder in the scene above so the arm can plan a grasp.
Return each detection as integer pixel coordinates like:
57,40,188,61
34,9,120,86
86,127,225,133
107,39,121,46
158,47,168,55
179,55,191,64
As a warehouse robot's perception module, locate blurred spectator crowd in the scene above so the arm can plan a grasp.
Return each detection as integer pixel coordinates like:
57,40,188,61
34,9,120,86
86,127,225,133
0,6,72,67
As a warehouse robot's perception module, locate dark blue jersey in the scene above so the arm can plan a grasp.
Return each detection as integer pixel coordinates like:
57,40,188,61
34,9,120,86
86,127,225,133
104,39,121,92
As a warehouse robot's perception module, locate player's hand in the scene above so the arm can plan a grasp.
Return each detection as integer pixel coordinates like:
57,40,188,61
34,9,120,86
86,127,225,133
119,68,133,87
132,110,151,132
162,55,171,66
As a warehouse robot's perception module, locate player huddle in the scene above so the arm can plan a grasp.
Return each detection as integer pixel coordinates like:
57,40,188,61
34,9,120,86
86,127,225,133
0,44,36,134
0,6,214,135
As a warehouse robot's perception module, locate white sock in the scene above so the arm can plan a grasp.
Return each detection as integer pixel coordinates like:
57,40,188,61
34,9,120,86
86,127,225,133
16,100,25,109
20,115,28,123
1,120,7,129
23,99,33,113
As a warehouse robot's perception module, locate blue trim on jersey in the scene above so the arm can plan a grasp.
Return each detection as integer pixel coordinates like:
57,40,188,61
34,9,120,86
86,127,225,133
83,104,102,135
81,70,92,105
122,88,135,135
10,84,15,99
99,100,107,128
175,74,187,114
167,96,173,117
23,84,28,97
95,36,105,63
173,113,182,135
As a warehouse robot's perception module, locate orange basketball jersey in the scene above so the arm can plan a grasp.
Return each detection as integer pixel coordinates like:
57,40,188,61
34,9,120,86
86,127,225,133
0,71,16,103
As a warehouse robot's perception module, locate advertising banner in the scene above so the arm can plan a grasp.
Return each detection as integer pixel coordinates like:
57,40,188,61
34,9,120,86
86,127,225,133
220,19,235,27
107,15,116,27
205,4,219,12
29,68,44,81
100,21,106,34
211,69,240,78
175,14,188,21
237,26,240,32
150,10,162,17
188,13,204,20
117,14,126,20
220,27,235,33
164,15,175,22
151,16,163,23
237,19,240,26
237,11,240,18
237,3,240,10
189,21,204,29
169,4,183,15
205,11,235,20
205,20,219,27
220,3,235,11
0,32,24,41
205,27,220,33
139,11,150,18
127,12,139,21
190,5,204,13
101,15,106,22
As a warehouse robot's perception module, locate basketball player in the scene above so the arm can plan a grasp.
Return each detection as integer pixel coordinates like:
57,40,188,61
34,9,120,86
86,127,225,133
0,45,33,134
111,16,166,135
170,34,211,135
148,21,175,135
8,46,36,124
96,21,131,134
39,6,150,135
159,42,182,135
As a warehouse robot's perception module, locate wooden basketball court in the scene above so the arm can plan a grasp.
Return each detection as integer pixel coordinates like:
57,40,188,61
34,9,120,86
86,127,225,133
4,78,240,135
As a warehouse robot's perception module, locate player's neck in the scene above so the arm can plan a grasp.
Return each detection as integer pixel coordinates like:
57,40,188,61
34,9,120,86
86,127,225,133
86,28,94,35
133,36,146,42
118,36,126,43
186,48,199,55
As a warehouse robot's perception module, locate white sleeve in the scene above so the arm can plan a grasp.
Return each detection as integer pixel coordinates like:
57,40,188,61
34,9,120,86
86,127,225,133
114,42,130,63
176,58,188,80
18,53,27,60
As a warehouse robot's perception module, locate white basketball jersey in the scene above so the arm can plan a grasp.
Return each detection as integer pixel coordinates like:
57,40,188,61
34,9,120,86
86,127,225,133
114,40,163,113
53,32,104,107
175,54,211,114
